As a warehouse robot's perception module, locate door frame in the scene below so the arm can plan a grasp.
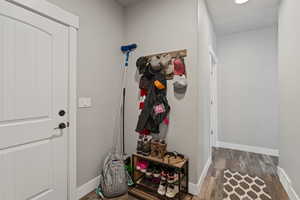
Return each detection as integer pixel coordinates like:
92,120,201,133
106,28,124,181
208,46,218,149
5,1,79,199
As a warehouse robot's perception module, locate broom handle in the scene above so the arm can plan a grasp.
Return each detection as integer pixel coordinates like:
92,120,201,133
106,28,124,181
122,87,125,155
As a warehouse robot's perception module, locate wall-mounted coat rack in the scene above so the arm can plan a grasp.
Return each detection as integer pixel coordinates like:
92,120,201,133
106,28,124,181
145,49,187,59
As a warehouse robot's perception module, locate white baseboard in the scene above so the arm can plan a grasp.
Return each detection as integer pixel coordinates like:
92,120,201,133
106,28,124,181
278,167,300,200
189,157,212,195
216,141,279,157
77,176,100,199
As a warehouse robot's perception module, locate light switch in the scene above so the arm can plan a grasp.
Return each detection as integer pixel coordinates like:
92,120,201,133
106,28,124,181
78,97,92,108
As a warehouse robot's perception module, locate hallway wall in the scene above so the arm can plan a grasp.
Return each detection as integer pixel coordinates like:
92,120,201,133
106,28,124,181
47,0,124,187
124,0,216,185
217,27,279,150
278,0,300,195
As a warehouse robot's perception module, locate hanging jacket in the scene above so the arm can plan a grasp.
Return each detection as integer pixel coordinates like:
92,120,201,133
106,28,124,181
136,74,170,134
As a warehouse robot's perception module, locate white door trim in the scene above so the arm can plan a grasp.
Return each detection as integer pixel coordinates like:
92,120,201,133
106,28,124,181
6,0,79,29
4,1,79,199
208,45,218,148
68,27,78,200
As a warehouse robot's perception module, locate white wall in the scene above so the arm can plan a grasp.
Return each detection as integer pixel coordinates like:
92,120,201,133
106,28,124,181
278,0,300,195
124,0,216,185
47,0,124,186
217,27,279,150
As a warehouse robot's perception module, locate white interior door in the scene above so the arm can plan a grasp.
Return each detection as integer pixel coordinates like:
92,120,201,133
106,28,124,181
209,52,218,151
0,1,69,200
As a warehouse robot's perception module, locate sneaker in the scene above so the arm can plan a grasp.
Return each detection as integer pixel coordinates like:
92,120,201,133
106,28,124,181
136,160,142,171
166,184,179,198
167,171,179,184
139,160,149,173
153,167,161,178
161,170,168,181
145,166,153,177
157,181,167,196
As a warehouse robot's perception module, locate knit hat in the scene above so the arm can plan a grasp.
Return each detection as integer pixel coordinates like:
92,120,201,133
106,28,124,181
160,54,174,78
149,56,162,74
160,54,172,68
173,57,186,76
173,75,187,93
136,56,149,74
164,58,174,75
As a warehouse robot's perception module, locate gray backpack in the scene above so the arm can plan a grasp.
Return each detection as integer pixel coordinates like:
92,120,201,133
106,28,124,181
98,152,128,198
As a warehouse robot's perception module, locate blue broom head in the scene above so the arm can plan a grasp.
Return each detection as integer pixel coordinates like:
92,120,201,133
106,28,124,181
121,44,137,53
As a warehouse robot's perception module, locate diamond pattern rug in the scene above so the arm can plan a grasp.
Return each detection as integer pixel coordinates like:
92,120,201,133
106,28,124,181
223,169,272,200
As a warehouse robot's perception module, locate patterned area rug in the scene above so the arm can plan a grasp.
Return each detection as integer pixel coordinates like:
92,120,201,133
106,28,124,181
223,169,272,200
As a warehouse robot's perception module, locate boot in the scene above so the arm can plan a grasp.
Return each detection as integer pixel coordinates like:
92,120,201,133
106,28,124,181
136,135,144,154
151,139,160,158
157,140,167,159
142,136,152,156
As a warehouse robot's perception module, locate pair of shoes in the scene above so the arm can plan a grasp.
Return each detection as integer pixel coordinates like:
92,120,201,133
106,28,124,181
157,181,179,198
136,135,152,156
150,139,167,159
163,151,185,165
161,169,179,183
145,165,161,178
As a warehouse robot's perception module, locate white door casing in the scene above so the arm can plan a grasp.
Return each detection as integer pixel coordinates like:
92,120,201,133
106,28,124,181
209,47,218,151
0,1,70,199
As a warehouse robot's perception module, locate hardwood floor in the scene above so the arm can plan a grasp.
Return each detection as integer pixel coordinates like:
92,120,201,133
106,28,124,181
196,148,289,200
81,148,289,200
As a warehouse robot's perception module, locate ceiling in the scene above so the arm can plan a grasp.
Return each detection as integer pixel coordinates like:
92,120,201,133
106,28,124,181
205,0,281,36
116,0,138,6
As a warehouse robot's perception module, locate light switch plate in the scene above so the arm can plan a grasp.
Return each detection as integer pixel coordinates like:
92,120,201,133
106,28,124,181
78,97,92,108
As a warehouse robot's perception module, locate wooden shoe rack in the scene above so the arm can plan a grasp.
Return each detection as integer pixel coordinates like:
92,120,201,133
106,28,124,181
129,153,189,200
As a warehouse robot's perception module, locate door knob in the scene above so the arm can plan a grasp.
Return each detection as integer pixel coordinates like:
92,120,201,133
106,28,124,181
58,110,66,116
55,123,67,130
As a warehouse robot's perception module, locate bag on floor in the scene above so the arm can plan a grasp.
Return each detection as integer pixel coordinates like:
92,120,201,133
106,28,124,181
98,152,128,198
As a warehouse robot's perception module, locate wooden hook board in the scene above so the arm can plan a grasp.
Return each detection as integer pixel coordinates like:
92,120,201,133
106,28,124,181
145,49,187,59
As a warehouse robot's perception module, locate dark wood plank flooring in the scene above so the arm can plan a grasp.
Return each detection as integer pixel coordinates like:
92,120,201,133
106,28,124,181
81,148,289,200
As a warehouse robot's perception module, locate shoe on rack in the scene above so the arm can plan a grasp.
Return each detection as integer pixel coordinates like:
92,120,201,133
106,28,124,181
139,160,149,173
150,139,160,157
161,169,168,181
145,166,153,177
167,171,179,184
166,184,179,198
157,181,167,196
153,167,161,178
142,136,152,156
136,159,142,171
136,135,144,154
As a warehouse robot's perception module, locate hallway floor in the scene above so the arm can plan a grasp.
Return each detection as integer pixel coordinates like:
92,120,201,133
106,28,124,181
81,148,288,200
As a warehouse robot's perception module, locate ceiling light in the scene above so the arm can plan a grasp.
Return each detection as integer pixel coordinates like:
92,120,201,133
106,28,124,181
235,0,249,4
